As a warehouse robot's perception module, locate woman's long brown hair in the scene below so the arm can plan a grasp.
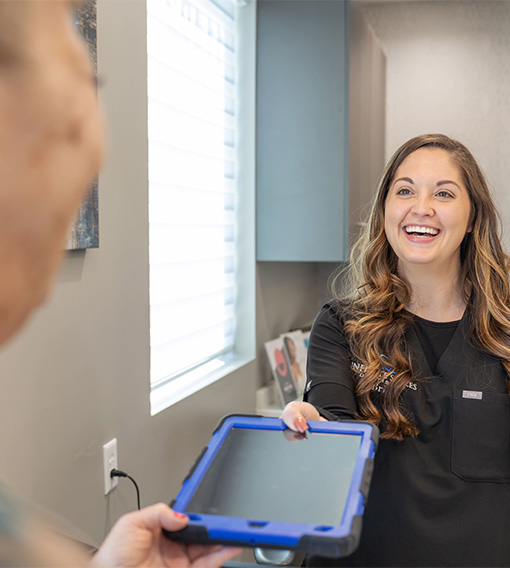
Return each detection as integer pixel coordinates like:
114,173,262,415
332,134,510,439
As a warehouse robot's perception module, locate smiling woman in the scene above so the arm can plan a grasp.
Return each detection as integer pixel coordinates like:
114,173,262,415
281,134,510,567
384,147,473,289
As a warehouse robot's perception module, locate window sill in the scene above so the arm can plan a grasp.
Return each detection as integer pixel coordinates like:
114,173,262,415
150,353,254,416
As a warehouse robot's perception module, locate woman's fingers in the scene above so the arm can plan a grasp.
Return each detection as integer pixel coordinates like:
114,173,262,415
280,401,322,431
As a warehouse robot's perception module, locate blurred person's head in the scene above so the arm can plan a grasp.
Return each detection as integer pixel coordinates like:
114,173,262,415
0,0,104,344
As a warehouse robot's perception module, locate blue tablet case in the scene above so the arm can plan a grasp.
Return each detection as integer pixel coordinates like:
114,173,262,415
167,414,379,558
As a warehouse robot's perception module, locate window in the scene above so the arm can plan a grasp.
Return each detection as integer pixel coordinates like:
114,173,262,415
147,0,255,414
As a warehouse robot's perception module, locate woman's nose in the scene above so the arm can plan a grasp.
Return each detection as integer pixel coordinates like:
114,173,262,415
411,194,434,217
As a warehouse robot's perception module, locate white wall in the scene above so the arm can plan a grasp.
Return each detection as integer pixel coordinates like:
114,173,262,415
361,0,510,248
0,0,257,548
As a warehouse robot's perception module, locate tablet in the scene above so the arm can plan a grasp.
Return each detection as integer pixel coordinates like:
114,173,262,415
166,414,378,558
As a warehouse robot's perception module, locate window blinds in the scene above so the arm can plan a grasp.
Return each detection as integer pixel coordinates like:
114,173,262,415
147,0,237,388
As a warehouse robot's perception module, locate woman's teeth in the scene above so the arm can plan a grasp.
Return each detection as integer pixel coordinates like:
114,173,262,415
405,226,439,237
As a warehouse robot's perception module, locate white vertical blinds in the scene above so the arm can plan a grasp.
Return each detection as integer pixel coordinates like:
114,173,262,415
147,0,237,388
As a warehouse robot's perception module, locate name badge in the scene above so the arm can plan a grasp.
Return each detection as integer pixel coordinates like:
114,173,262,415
462,390,483,400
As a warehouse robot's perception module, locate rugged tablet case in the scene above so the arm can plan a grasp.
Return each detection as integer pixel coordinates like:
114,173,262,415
165,414,379,558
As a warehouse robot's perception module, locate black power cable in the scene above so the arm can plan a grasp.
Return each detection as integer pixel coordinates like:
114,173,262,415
110,469,141,510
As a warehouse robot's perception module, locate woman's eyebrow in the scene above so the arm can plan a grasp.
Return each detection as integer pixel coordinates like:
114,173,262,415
393,177,414,185
437,179,461,189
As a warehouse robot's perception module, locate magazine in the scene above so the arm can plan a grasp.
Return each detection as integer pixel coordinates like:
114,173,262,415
264,337,298,406
280,330,308,398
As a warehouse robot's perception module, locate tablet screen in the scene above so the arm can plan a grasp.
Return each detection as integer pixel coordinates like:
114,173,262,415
186,427,362,526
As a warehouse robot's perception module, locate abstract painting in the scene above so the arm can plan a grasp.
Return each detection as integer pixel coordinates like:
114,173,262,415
67,0,99,249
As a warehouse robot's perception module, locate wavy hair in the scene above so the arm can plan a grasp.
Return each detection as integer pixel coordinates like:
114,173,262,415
332,134,510,439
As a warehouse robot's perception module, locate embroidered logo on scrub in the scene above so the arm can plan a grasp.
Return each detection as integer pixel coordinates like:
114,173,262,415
462,390,483,400
350,354,418,392
380,354,394,375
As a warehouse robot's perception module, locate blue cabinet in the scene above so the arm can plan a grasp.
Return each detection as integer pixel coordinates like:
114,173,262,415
256,0,350,262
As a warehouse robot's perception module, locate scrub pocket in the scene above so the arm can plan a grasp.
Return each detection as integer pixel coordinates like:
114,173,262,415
451,389,510,482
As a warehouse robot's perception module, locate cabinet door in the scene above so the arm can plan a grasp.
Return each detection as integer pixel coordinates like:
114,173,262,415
256,0,350,262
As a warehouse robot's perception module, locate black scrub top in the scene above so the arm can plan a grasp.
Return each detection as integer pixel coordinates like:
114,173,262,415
304,302,510,568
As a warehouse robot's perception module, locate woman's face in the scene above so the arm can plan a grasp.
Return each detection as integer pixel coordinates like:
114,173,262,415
384,148,472,275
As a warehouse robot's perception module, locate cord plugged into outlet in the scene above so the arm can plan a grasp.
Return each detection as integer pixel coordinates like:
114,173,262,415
103,438,118,495
102,439,142,509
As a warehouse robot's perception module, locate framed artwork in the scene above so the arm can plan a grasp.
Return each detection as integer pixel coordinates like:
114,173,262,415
67,0,99,250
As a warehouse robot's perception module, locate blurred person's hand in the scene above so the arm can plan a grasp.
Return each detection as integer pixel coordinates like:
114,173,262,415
92,503,242,568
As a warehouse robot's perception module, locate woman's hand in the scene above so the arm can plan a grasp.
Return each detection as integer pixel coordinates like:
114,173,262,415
280,401,326,433
91,503,242,568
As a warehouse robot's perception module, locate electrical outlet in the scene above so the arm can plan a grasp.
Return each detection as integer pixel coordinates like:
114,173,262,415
103,438,118,495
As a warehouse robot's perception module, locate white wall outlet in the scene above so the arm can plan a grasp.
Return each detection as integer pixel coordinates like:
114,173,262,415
103,438,118,495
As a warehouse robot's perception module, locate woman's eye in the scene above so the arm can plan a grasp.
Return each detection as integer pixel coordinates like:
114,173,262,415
436,190,454,198
396,187,412,196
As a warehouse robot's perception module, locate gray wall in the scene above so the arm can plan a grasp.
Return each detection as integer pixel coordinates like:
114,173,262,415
349,2,385,240
256,262,325,392
0,0,258,548
361,0,510,249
